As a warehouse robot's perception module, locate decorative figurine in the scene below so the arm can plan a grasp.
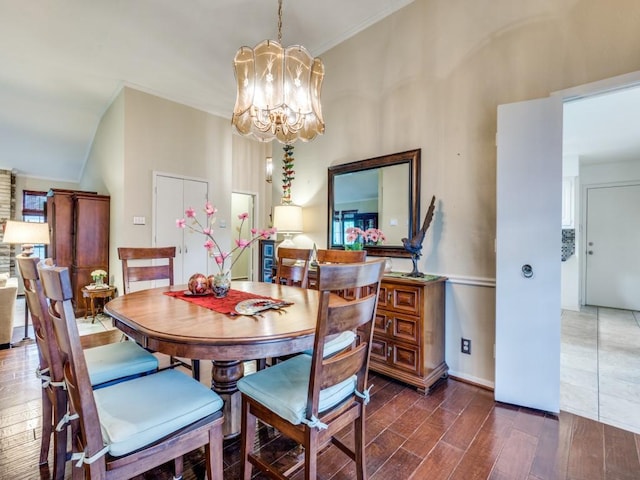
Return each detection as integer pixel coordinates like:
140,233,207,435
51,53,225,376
402,195,436,278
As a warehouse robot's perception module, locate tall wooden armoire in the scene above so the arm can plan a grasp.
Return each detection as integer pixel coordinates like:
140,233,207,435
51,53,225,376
46,189,110,316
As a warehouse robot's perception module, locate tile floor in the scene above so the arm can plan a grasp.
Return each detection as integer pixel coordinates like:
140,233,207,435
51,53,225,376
560,306,640,434
12,297,640,435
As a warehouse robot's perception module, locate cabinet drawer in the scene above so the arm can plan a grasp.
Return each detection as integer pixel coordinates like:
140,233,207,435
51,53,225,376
390,342,421,376
374,310,420,344
369,336,388,363
379,283,422,316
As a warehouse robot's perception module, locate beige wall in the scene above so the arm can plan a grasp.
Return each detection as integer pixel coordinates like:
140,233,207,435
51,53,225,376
292,0,640,387
82,87,270,292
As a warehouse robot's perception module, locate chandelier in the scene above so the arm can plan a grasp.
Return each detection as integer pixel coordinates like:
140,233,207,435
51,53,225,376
231,0,325,144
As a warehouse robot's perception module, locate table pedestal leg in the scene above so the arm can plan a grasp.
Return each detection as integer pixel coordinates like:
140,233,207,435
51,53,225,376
211,360,244,439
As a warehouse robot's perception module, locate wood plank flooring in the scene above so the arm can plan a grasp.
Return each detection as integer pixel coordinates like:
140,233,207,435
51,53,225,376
1,339,639,479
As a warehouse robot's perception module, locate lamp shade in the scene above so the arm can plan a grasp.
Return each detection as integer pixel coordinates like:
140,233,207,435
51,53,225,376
2,220,50,256
272,205,303,234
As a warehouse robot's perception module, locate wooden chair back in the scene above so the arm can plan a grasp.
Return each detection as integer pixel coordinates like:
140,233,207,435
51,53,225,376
273,247,312,288
118,246,175,294
315,249,366,264
16,256,67,479
309,259,385,414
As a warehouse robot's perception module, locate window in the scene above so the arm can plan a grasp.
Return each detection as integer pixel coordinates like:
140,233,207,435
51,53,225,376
22,190,47,259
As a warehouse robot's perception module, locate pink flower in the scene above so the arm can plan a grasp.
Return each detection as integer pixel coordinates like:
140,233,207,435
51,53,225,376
235,238,250,248
185,207,196,218
251,228,257,235
214,254,224,265
237,212,249,220
204,239,214,250
203,228,212,235
205,202,216,216
176,219,186,228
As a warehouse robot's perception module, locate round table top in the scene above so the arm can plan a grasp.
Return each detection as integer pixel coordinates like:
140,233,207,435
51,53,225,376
104,281,320,361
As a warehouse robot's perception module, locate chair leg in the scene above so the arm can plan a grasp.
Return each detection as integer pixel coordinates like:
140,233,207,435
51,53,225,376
52,390,68,480
206,423,224,480
304,430,318,480
240,399,257,480
39,389,52,466
354,413,366,480
192,359,200,381
173,456,183,479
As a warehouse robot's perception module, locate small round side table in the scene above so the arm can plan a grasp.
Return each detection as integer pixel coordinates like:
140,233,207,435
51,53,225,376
81,285,117,323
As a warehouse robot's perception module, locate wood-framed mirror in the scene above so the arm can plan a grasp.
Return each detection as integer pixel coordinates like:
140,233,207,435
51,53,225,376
328,149,421,258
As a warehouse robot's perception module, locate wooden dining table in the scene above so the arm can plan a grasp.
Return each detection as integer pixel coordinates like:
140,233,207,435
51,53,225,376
104,281,320,438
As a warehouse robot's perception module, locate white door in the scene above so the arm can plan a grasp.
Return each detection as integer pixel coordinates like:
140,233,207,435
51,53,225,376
585,184,640,310
231,192,255,280
496,96,563,413
155,174,210,284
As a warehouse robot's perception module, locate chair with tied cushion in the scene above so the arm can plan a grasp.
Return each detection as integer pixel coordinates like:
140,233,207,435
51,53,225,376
303,249,370,358
238,259,385,480
38,264,224,480
273,247,312,288
17,256,159,480
118,246,200,380
0,282,17,349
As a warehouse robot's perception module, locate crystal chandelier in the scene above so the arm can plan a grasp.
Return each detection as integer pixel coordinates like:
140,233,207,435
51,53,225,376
231,0,325,144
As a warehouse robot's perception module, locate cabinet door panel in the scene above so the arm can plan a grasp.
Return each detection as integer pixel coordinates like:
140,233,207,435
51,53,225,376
392,314,420,344
391,285,421,315
392,343,421,375
370,337,388,363
374,313,389,335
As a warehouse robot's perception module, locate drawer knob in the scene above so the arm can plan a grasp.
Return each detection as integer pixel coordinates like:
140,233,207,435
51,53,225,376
386,319,392,330
387,346,392,357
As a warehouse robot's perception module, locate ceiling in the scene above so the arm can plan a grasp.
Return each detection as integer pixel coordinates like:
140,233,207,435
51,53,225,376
1,1,638,184
0,0,414,182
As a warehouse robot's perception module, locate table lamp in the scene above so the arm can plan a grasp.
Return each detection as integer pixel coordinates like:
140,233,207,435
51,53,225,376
272,204,303,249
2,220,50,256
2,220,50,341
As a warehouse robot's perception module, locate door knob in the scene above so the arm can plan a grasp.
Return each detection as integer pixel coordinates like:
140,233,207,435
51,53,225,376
521,264,533,278
588,250,593,255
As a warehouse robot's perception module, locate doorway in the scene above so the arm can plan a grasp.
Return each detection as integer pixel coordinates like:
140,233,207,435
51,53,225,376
584,183,640,311
231,192,255,281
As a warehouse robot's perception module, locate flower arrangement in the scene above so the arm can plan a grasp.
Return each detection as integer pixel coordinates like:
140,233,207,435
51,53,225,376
345,227,386,250
91,269,107,284
177,201,276,275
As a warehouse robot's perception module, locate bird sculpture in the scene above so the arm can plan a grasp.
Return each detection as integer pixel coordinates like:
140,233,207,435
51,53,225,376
402,195,436,277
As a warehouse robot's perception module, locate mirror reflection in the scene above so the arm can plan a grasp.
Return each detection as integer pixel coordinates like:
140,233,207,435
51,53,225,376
328,149,421,258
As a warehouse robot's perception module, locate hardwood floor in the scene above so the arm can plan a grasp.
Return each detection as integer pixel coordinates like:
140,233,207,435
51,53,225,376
1,337,639,480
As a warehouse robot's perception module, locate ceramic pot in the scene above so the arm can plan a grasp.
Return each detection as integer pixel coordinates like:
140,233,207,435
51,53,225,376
208,271,231,298
188,273,208,294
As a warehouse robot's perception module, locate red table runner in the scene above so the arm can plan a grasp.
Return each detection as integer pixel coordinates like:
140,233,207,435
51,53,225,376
164,289,283,315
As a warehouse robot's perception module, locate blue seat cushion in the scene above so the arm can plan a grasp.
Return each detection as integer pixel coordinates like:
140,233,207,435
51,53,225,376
237,354,356,426
85,341,158,387
94,369,223,457
301,330,356,358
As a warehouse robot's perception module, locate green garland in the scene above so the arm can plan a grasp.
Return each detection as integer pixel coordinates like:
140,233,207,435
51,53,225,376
282,145,295,204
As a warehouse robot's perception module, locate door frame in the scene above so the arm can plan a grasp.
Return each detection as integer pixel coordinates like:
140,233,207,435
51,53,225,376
495,70,640,411
231,189,261,282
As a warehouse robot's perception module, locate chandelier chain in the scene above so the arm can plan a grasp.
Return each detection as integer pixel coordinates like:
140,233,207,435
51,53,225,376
277,0,283,44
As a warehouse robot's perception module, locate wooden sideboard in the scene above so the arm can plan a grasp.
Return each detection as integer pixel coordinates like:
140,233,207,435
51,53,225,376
308,267,448,393
363,273,448,394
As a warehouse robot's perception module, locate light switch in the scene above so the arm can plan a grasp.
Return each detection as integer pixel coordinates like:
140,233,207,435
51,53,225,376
389,218,398,226
133,216,146,225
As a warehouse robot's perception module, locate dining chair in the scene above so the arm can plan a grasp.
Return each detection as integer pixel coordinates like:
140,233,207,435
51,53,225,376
17,256,160,480
304,248,370,358
238,259,385,480
273,247,312,288
118,246,200,380
38,264,225,480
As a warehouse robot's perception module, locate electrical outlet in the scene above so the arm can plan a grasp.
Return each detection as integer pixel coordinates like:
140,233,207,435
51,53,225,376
461,338,471,355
